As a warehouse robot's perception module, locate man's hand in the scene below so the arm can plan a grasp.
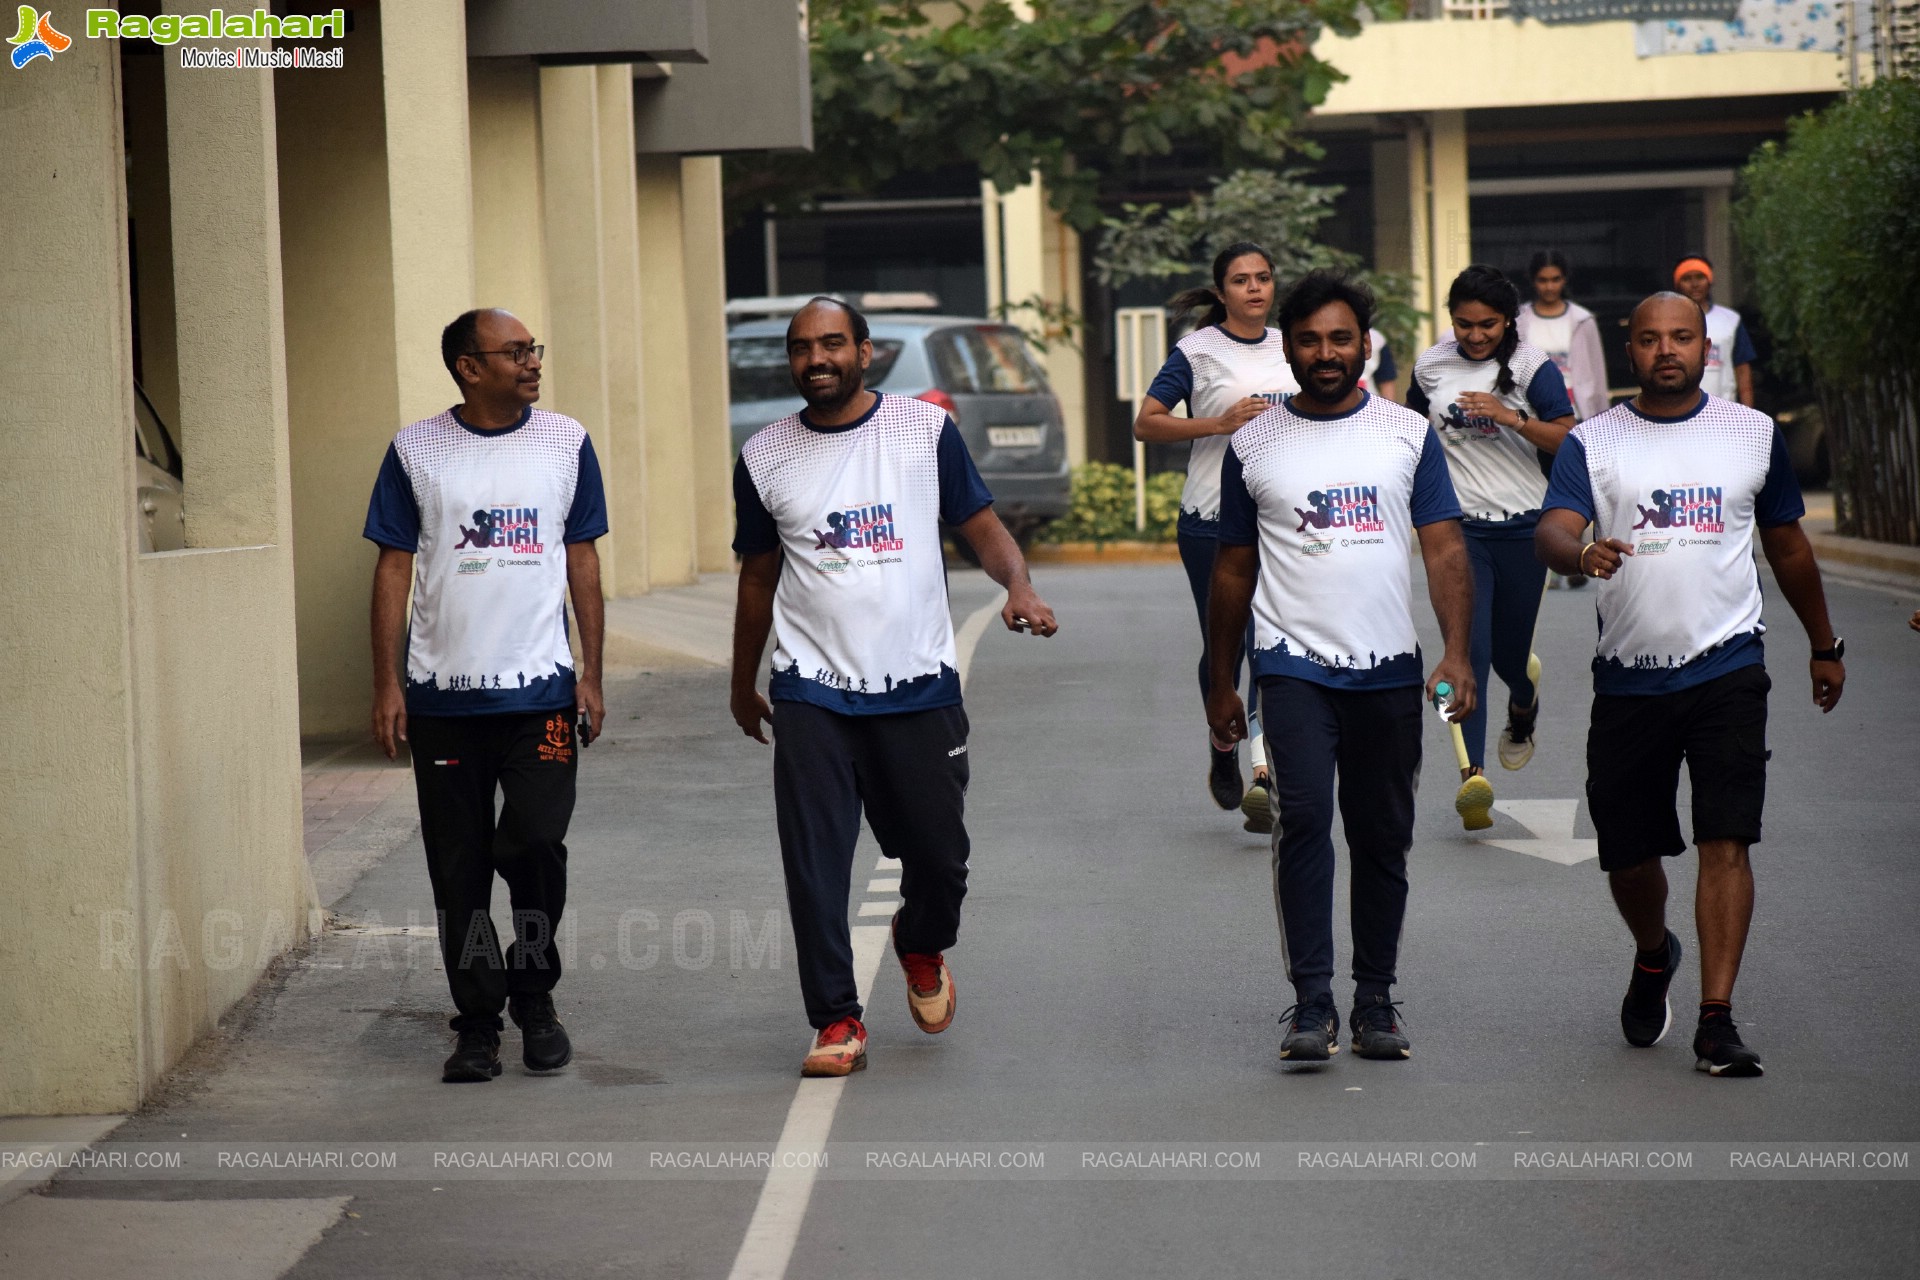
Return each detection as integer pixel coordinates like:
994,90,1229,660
1207,688,1247,747
1426,657,1478,724
1809,657,1845,713
576,674,606,742
1579,537,1633,580
731,686,774,744
372,684,408,760
1216,397,1268,434
1909,608,1919,633
1003,583,1058,636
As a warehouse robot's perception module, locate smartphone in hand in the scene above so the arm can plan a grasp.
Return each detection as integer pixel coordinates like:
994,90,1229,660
576,707,593,749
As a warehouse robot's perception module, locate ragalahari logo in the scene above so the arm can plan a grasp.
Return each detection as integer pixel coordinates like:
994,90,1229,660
9,7,71,67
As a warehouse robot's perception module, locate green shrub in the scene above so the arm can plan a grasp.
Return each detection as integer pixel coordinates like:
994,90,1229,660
1041,463,1186,543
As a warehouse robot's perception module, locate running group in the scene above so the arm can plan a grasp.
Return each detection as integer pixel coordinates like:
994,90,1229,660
364,253,1844,1086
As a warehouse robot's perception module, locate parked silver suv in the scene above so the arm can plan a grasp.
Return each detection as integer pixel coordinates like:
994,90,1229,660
728,308,1071,543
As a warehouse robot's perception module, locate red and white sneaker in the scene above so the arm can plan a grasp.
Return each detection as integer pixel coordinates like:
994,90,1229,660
801,1016,867,1077
892,912,955,1034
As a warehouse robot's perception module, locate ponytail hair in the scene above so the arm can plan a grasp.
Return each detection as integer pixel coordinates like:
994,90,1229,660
1168,240,1276,330
1447,263,1521,395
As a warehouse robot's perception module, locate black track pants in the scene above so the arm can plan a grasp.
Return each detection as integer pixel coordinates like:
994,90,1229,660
771,700,971,1029
409,710,578,1031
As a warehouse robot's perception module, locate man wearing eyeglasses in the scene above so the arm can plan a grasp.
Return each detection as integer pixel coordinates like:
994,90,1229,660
363,308,609,1084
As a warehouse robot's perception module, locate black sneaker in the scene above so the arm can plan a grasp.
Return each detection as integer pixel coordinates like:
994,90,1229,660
1208,744,1244,810
510,994,573,1072
1279,1000,1339,1062
442,1027,503,1082
1350,995,1411,1060
1620,930,1682,1048
1693,1016,1764,1077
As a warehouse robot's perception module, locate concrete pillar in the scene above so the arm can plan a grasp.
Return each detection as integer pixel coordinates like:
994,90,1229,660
538,67,613,578
983,175,1089,465
636,154,700,588
124,55,182,435
278,8,403,734
1371,136,1413,279
381,0,474,425
0,35,145,1114
165,34,294,549
1428,109,1472,338
597,64,650,596
682,156,736,574
1404,121,1433,349
469,58,552,343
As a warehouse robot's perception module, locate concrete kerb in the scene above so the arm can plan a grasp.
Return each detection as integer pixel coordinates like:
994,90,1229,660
1805,516,1920,587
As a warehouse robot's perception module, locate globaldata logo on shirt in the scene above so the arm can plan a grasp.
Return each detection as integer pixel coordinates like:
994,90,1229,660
454,506,544,556
1294,485,1386,538
1631,485,1724,536
812,500,904,573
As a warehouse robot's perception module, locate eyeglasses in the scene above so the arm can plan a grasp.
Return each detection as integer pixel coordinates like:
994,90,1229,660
466,344,544,367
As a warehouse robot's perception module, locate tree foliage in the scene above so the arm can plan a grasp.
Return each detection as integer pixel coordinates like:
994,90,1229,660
725,0,1366,230
1735,78,1920,544
1096,167,1426,357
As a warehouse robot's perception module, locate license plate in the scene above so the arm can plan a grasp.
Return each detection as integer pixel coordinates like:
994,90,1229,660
987,426,1044,449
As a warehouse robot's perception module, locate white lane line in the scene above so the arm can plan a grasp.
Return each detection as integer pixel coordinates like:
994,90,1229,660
726,923,890,1280
954,598,1000,691
728,596,997,1280
865,877,901,894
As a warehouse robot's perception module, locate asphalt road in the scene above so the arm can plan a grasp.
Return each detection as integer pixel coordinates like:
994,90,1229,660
36,559,1920,1278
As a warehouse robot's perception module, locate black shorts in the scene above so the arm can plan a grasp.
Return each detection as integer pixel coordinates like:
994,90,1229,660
1586,663,1770,872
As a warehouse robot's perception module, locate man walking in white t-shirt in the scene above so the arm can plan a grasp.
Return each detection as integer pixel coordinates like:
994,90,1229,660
730,297,1057,1077
365,308,609,1083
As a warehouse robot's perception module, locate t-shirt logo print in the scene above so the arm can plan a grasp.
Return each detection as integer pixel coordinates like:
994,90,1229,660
455,509,496,549
1633,485,1723,534
1442,401,1501,438
454,506,544,554
811,502,905,570
1295,486,1385,535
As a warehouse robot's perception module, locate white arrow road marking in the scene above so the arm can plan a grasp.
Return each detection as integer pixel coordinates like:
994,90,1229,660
1479,798,1598,866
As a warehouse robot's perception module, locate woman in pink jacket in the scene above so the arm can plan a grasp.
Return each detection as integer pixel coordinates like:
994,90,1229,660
1517,250,1609,421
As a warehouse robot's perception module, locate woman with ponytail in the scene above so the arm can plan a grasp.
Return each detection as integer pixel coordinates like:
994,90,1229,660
1408,264,1576,831
1135,242,1299,833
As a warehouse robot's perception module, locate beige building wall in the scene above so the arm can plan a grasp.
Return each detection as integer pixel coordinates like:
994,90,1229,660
636,154,700,588
982,176,1089,466
1427,110,1471,340
469,59,552,344
597,65,651,596
124,55,182,435
0,34,309,1115
280,11,403,735
681,156,736,574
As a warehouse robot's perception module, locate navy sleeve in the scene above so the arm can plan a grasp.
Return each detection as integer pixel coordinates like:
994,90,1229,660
936,417,995,525
1541,434,1597,522
1373,341,1397,385
1732,322,1758,367
564,437,610,542
1216,442,1258,547
731,455,781,556
1410,427,1463,526
1755,425,1806,527
1144,348,1193,411
1525,359,1575,422
362,443,420,552
1404,379,1430,419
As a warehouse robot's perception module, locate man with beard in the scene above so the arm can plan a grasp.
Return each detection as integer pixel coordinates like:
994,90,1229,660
1205,270,1476,1065
1536,292,1844,1078
730,296,1058,1077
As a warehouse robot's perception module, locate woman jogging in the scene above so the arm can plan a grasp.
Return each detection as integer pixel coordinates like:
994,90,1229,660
1135,242,1300,834
1517,250,1608,420
1408,265,1576,831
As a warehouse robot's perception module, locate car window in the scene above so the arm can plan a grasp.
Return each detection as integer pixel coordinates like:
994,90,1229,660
728,336,904,402
927,327,1048,395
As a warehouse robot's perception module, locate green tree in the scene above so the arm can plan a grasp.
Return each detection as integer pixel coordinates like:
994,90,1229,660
1093,166,1425,358
1736,78,1920,544
726,0,1368,231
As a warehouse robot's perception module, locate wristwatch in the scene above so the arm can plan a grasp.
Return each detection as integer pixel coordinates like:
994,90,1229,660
1512,406,1530,429
1812,638,1845,662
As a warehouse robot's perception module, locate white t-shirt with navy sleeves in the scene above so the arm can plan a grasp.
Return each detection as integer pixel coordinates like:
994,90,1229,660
1406,338,1574,526
1702,303,1758,403
363,405,609,716
732,393,993,716
1144,325,1299,531
1218,392,1462,691
1542,393,1804,696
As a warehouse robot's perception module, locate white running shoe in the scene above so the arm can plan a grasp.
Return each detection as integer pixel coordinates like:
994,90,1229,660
1497,654,1542,772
